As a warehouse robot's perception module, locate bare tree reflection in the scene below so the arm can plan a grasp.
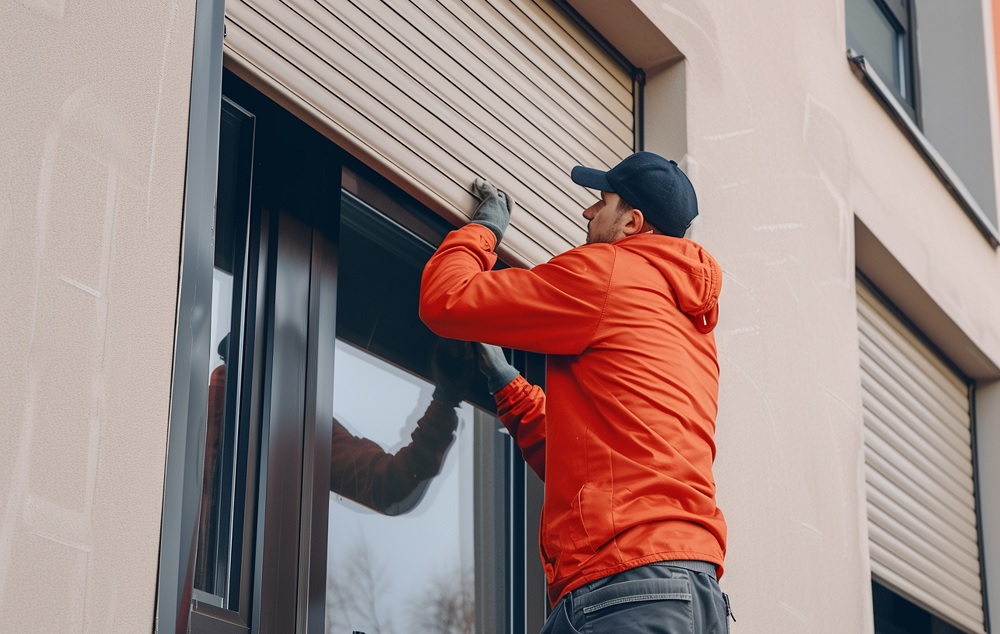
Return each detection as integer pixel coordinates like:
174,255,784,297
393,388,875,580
408,565,475,634
326,533,477,634
326,535,396,634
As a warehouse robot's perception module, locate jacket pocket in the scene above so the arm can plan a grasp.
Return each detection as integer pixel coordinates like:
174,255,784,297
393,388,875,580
570,480,617,554
538,507,557,582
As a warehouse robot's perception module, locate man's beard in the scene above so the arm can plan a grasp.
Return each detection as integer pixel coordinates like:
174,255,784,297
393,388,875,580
586,225,617,244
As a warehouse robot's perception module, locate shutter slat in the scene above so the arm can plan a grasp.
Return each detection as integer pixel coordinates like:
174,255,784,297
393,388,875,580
861,391,973,486
868,522,982,602
476,0,633,127
858,294,968,407
870,545,985,634
858,318,970,435
339,0,610,234
866,474,980,560
858,282,983,632
860,366,972,475
864,438,976,526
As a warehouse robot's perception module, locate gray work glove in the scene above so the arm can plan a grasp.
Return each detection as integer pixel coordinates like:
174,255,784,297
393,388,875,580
470,178,513,245
477,344,520,394
431,339,477,407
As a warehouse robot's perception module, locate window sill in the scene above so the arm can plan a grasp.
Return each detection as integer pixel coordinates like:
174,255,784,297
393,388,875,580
847,50,1000,249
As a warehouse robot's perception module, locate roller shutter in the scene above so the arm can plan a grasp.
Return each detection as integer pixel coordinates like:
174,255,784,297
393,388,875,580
223,0,636,266
858,281,984,633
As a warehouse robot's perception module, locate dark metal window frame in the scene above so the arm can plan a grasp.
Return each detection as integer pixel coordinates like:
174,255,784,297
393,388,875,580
847,0,919,120
163,57,550,629
187,95,260,628
155,0,226,631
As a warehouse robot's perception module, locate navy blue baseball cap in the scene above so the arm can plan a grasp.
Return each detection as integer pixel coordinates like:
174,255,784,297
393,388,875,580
571,151,698,238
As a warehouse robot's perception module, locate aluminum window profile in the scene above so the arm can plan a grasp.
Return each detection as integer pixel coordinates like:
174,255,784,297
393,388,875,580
156,0,226,631
846,0,917,116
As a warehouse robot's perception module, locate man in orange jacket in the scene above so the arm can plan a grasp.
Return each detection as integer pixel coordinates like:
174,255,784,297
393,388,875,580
420,152,731,632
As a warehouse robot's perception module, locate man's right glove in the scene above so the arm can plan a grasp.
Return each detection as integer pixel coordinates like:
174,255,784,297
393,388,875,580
477,343,521,394
431,338,477,408
470,178,513,245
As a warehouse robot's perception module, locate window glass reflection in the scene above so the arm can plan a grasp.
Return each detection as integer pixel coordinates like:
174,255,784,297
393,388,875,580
196,271,235,601
194,98,253,606
326,339,478,633
846,0,907,98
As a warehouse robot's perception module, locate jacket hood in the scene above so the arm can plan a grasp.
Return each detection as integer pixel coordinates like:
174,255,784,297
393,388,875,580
617,234,722,333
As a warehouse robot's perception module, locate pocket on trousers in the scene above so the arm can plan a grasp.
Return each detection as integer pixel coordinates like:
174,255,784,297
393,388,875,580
578,577,692,615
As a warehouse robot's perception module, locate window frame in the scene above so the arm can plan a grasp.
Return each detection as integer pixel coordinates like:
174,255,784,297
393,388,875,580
189,94,260,621
163,66,550,631
155,0,226,631
846,0,919,120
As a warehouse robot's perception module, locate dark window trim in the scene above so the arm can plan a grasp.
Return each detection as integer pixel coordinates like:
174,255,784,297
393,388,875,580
155,0,226,631
847,0,918,119
880,0,907,28
847,51,1000,248
969,384,992,634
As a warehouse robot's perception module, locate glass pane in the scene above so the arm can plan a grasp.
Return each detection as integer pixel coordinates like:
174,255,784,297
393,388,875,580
846,0,904,95
194,99,254,606
325,341,475,632
325,181,509,633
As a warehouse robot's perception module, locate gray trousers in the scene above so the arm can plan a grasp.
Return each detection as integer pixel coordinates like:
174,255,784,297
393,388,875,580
540,560,731,634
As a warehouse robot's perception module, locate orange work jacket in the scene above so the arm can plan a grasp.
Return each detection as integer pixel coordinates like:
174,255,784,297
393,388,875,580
419,223,726,606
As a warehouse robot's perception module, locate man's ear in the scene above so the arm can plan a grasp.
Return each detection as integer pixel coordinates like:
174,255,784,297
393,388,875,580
622,208,646,236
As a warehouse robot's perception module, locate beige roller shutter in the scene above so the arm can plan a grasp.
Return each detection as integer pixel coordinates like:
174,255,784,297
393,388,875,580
223,0,635,266
857,281,984,633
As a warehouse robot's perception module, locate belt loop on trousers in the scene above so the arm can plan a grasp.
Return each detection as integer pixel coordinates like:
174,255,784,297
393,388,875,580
660,559,718,580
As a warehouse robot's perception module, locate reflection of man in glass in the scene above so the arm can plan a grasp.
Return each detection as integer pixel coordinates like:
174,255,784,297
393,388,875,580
202,336,474,528
328,339,475,515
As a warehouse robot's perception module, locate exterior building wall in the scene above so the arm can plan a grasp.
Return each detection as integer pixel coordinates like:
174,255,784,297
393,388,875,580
2,0,999,632
0,1,196,631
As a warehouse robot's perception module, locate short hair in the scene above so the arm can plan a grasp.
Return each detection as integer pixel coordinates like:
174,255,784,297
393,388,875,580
616,197,634,213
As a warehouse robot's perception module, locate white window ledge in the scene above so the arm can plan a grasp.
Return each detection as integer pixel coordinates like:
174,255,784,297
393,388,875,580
848,50,1000,248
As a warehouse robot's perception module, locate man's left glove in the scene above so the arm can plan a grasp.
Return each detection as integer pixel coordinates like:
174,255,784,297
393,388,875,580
470,178,513,245
430,338,477,407
477,344,520,394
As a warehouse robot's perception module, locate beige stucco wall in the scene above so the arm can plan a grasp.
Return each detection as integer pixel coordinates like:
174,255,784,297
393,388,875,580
0,0,195,631
571,0,1000,632
2,0,998,631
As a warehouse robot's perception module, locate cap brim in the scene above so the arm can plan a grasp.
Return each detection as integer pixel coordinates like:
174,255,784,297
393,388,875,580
571,165,612,191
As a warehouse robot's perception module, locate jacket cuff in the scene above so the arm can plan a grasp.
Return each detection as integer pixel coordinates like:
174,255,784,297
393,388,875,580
462,222,498,252
494,374,530,402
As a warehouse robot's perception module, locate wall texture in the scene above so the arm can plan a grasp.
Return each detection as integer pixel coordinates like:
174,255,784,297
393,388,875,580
2,0,999,631
0,0,195,630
